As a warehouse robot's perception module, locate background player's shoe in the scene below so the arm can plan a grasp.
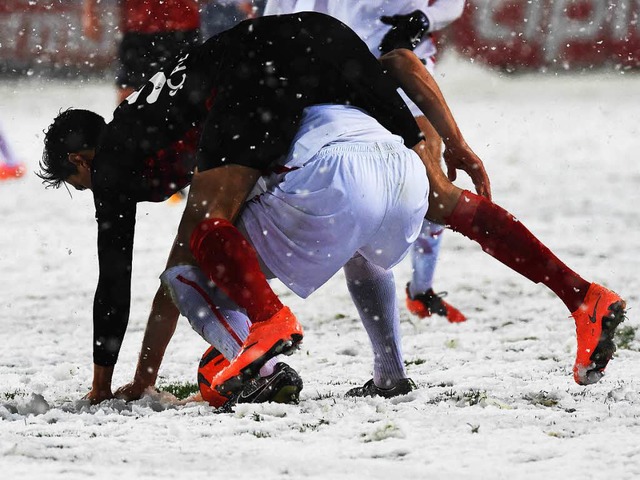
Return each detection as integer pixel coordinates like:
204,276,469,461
405,284,466,323
0,162,26,181
572,283,626,385
232,363,303,406
213,306,303,399
345,378,416,398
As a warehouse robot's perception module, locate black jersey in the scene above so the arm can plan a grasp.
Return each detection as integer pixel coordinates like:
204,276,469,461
91,12,422,366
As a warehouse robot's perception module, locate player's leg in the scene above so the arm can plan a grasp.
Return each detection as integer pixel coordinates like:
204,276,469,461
161,265,302,407
161,265,252,360
187,210,304,398
406,116,465,322
343,254,416,398
422,146,626,384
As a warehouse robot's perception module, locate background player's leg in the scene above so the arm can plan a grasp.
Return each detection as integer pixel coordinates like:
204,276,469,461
409,220,443,298
0,122,26,180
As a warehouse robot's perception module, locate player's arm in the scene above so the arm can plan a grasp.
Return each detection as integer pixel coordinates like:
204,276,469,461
115,284,179,401
380,48,491,200
86,199,137,404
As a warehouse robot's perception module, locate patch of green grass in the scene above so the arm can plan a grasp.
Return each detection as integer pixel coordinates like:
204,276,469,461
524,391,559,408
3,389,25,400
311,390,334,400
158,382,199,400
430,388,487,406
298,418,330,433
462,389,487,406
404,358,427,367
445,339,458,349
467,423,480,434
615,325,637,350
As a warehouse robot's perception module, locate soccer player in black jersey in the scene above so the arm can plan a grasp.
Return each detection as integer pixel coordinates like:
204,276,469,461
41,12,447,403
41,12,624,404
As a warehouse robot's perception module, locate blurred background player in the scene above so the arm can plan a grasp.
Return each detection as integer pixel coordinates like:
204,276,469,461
0,120,26,181
200,0,264,39
83,0,201,104
263,0,467,323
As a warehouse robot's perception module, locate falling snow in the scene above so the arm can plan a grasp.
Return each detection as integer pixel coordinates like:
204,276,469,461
1,53,639,479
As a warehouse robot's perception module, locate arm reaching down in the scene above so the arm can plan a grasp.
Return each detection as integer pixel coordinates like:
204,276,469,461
380,49,491,200
86,197,137,404
115,285,180,401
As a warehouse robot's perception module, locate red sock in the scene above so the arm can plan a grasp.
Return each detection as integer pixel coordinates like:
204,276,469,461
190,218,283,323
444,191,590,312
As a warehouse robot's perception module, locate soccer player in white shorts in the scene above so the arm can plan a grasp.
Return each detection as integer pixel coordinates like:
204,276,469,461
162,103,429,404
263,0,468,323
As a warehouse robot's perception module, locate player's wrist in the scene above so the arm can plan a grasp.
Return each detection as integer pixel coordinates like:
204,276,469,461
91,363,115,391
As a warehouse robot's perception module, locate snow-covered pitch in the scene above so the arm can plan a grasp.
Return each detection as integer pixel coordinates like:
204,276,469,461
1,55,639,479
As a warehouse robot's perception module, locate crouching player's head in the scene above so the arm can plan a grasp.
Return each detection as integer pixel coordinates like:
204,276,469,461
39,109,106,191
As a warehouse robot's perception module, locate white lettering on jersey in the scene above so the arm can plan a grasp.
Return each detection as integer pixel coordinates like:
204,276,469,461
145,72,168,104
125,53,191,105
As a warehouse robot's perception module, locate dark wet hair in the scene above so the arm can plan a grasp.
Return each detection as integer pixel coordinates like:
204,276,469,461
38,109,106,188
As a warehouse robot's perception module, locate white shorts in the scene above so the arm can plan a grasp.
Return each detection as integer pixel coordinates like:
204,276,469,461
239,140,429,298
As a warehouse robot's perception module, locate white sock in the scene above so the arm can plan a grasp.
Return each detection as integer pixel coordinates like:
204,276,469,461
409,219,444,297
343,255,406,388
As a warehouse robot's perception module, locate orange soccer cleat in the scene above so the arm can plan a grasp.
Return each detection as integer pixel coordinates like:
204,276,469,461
572,283,626,385
405,285,466,323
212,306,303,399
197,346,231,408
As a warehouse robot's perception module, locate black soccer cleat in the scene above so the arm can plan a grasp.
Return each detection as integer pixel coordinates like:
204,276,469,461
345,378,416,399
230,363,303,406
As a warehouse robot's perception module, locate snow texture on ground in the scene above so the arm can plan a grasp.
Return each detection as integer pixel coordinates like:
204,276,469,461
1,54,639,479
